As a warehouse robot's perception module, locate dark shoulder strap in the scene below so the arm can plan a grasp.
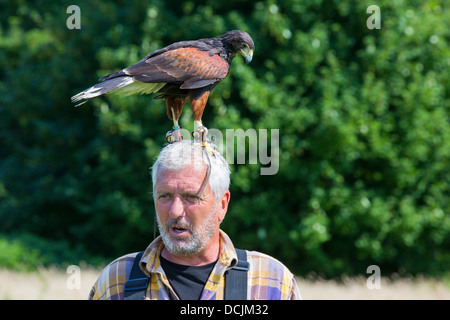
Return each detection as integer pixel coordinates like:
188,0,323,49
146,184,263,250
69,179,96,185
123,251,148,300
225,248,250,300
123,249,250,300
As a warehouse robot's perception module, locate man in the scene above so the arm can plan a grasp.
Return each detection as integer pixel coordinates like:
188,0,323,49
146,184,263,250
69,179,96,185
89,140,301,300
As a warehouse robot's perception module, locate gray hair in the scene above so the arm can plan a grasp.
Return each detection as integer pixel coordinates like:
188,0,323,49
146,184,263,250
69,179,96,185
151,140,231,200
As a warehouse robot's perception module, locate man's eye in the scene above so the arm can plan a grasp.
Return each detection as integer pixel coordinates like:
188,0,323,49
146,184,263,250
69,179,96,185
187,194,200,201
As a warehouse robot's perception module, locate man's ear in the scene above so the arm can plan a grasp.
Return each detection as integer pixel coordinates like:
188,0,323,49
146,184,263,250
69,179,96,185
217,190,230,223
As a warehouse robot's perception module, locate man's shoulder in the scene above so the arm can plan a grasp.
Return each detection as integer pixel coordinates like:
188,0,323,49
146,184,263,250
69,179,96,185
243,250,300,300
99,252,140,277
108,252,140,267
105,251,142,278
245,250,294,277
89,252,140,300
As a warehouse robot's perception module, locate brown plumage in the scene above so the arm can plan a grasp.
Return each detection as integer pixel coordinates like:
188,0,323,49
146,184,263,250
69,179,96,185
71,30,255,142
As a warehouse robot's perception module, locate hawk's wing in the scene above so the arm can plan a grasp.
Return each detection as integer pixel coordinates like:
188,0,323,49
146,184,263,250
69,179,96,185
122,47,230,90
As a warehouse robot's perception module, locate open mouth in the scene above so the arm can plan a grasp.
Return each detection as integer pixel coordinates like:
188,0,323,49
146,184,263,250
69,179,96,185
170,225,190,236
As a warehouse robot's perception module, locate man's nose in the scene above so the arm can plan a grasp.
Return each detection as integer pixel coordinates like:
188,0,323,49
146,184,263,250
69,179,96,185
169,196,185,219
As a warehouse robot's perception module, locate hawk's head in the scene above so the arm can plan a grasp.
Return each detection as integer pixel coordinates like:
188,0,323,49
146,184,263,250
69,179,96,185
221,30,255,64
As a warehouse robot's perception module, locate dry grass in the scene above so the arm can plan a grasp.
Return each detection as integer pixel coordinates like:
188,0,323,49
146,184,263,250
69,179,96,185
0,267,99,300
1,268,449,300
298,276,450,300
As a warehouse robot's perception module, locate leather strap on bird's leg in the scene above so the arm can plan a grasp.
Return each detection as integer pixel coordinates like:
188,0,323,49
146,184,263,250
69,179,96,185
200,130,208,147
192,125,208,145
197,147,212,204
171,108,179,129
153,214,157,240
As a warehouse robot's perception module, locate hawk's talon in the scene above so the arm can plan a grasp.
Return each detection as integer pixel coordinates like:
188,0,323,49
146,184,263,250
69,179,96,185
204,142,219,157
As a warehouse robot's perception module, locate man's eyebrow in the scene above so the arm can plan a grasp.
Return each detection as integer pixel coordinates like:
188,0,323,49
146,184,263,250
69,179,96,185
154,187,201,195
154,187,171,194
181,189,202,196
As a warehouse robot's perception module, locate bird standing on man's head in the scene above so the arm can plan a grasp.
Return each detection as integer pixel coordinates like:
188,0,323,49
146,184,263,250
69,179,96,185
71,30,254,150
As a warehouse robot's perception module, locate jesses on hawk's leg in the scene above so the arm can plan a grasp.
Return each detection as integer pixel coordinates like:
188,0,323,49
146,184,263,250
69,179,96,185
165,97,187,143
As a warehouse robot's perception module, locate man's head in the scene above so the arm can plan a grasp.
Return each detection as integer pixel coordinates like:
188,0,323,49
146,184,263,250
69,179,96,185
151,141,231,262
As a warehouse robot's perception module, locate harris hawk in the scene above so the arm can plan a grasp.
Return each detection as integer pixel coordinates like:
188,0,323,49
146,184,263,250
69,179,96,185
71,30,254,152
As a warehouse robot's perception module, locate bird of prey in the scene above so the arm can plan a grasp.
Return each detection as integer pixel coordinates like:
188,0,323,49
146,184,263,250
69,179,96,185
71,30,254,151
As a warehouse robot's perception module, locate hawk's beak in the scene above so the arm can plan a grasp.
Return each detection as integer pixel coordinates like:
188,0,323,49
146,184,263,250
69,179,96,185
240,48,253,64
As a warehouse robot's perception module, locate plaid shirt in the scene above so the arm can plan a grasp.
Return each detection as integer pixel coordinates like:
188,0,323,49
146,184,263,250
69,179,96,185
89,230,301,300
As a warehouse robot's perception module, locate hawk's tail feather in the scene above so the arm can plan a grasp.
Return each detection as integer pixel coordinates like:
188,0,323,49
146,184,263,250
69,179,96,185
71,76,135,107
71,77,166,106
112,82,166,96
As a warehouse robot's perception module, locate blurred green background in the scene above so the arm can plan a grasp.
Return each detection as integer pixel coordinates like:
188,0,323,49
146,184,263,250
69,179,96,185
0,0,448,278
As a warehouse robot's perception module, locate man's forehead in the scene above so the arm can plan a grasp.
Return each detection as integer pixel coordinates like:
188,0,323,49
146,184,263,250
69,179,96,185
154,166,213,200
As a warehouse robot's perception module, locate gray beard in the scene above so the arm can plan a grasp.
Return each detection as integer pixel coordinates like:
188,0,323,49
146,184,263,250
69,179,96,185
156,203,218,256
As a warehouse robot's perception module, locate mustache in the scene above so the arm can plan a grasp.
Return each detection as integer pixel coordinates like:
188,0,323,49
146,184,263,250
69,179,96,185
166,217,193,232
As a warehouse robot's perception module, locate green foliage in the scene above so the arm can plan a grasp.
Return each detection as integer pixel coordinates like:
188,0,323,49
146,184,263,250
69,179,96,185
0,0,449,277
0,233,105,271
0,236,41,271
